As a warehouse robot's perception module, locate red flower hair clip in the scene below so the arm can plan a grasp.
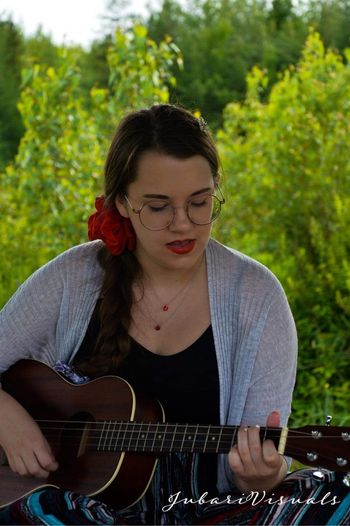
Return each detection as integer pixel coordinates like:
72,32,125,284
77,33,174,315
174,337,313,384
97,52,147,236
88,195,136,255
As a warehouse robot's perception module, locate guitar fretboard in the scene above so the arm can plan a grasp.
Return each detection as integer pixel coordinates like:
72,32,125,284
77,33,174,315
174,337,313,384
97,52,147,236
92,422,281,453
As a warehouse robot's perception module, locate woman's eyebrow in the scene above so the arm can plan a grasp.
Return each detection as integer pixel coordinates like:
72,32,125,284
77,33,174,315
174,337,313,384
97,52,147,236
142,187,212,199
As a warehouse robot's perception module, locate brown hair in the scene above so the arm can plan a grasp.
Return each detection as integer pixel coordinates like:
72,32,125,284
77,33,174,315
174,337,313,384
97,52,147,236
78,104,220,376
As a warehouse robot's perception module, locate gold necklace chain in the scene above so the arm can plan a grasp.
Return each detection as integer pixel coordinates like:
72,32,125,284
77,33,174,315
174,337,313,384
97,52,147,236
136,256,204,330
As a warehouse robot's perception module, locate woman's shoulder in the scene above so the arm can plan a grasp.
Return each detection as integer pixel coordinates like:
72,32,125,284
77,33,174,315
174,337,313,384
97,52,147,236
37,240,105,289
51,240,105,265
207,238,285,298
33,240,104,277
7,241,105,303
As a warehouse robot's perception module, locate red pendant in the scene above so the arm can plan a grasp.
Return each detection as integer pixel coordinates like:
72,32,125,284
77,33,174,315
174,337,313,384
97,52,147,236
155,325,161,331
163,305,169,311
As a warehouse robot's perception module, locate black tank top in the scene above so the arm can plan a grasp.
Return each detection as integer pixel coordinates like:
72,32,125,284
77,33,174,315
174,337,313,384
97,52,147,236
73,300,220,424
73,300,221,495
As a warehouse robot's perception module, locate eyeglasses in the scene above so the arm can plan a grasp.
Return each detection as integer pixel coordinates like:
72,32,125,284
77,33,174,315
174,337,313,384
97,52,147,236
123,186,225,231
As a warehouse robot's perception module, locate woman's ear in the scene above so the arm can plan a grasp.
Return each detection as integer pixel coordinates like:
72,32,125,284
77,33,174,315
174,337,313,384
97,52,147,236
115,195,129,218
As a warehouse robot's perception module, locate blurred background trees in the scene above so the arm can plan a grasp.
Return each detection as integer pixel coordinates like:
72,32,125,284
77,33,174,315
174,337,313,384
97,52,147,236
215,32,350,425
0,25,180,302
0,0,349,425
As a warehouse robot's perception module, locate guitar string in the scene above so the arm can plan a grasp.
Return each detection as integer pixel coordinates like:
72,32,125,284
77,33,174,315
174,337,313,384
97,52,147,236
30,420,349,438
36,430,350,441
33,428,350,440
2,413,344,463
14,433,346,467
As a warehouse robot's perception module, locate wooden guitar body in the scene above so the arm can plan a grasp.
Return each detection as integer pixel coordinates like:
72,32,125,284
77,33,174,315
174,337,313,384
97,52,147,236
0,360,164,509
1,359,349,509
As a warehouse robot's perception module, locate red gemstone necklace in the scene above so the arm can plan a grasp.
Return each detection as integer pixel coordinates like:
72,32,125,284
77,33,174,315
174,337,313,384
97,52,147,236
138,256,204,330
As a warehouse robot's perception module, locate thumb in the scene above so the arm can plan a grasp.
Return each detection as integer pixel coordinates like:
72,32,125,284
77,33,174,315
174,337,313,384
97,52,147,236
266,410,280,427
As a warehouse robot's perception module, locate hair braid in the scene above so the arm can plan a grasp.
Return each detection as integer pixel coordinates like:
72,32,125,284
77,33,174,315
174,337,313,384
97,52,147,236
77,247,142,377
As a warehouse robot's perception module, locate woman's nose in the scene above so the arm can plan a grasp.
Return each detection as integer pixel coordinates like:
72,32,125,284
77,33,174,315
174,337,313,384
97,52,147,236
168,206,192,231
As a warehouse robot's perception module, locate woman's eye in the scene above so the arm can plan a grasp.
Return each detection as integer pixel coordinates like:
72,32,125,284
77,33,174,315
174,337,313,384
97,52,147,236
148,204,168,212
190,199,207,207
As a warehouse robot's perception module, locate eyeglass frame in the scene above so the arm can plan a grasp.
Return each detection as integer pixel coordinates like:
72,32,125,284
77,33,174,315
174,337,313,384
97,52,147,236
122,185,225,231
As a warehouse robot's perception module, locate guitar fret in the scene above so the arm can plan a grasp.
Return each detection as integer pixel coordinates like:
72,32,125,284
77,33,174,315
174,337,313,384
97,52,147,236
108,420,117,451
120,422,128,451
126,421,135,451
134,422,143,451
151,423,159,452
104,420,111,451
158,423,177,451
170,423,177,451
203,424,211,452
178,424,199,453
160,423,168,452
114,420,122,452
216,425,224,453
141,422,151,452
230,426,238,449
97,421,106,451
180,424,188,452
191,424,199,453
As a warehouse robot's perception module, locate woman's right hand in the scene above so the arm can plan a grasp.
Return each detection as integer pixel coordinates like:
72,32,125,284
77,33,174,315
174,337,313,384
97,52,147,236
0,389,59,478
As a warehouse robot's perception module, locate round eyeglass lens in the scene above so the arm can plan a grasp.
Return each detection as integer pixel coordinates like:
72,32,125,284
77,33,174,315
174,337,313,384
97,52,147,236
187,194,221,224
139,202,174,230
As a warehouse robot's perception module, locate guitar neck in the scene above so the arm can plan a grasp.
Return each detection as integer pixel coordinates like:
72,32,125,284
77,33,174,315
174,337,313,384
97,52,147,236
3,360,349,473
92,422,285,454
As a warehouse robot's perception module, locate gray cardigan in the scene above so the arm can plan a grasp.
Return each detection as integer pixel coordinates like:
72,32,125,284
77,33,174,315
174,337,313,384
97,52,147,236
0,237,297,493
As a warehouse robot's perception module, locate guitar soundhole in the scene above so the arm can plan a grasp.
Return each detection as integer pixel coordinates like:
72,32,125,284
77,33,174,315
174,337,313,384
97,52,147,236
0,447,8,466
57,411,95,468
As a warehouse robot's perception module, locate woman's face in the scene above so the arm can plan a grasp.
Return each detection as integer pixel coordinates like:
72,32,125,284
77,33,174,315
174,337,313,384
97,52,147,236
116,151,216,274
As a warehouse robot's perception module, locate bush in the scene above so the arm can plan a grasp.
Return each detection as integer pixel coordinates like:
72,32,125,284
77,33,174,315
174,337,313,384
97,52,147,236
215,32,350,426
0,25,181,306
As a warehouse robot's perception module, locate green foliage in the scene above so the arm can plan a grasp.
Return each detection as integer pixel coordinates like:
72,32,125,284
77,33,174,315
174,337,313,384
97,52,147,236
215,32,350,426
0,20,24,169
90,25,182,138
0,49,104,300
147,0,309,127
22,29,61,69
0,25,181,306
304,0,350,51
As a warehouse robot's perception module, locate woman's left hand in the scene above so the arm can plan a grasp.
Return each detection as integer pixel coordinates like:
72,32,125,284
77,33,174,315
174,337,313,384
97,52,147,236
228,410,287,493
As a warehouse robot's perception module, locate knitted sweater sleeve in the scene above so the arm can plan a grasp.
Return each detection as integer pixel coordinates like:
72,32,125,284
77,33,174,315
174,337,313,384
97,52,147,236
241,282,297,428
0,242,103,375
0,256,67,374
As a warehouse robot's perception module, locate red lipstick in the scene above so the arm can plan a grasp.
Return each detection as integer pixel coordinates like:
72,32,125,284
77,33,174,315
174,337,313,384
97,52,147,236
166,239,196,254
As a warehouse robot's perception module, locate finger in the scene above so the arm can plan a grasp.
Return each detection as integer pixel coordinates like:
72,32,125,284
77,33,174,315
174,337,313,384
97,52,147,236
11,454,28,476
246,425,264,468
262,439,283,470
266,410,280,428
36,441,59,472
228,444,244,474
20,449,51,478
236,426,255,467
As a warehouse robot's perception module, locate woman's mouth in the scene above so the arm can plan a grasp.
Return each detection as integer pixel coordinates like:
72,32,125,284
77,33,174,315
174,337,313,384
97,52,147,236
166,239,196,254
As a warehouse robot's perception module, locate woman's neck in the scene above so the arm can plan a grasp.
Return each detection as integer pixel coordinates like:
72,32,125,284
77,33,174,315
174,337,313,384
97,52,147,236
138,253,206,294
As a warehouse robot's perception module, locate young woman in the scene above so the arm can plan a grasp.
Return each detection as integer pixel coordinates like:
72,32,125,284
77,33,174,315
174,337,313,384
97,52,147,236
0,104,349,525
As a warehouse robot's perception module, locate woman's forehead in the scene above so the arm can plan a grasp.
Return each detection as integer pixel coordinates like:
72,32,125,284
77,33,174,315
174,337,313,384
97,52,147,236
130,151,214,197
